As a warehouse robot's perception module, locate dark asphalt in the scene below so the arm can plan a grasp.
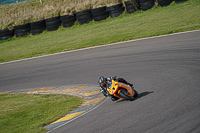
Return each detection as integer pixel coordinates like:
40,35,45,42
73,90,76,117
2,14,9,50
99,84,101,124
0,30,200,133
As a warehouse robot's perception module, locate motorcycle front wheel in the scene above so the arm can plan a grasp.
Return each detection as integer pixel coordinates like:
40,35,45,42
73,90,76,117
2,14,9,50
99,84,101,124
118,88,134,101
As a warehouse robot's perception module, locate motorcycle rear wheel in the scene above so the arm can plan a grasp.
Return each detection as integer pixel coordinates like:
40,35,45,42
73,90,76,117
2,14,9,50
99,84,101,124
133,90,138,98
118,88,134,101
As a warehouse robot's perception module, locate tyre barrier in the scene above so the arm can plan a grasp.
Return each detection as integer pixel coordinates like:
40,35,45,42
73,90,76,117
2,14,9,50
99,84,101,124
1,0,190,41
76,9,93,25
14,23,30,37
124,1,136,14
139,0,155,11
157,0,173,7
45,16,61,31
175,0,188,3
60,15,76,28
0,28,14,40
30,20,46,35
106,3,125,18
135,0,141,10
91,6,109,22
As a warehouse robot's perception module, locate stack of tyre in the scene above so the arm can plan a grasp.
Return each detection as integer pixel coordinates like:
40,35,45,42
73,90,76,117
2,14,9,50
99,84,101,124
135,0,141,10
30,20,46,35
14,23,30,37
0,28,14,40
1,0,191,42
106,3,125,18
60,15,76,28
175,0,188,3
91,6,109,22
45,16,61,31
157,0,173,7
139,0,155,11
124,1,136,14
76,10,93,25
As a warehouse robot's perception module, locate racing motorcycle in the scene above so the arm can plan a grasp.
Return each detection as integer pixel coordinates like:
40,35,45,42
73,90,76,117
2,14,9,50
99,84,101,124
106,79,138,101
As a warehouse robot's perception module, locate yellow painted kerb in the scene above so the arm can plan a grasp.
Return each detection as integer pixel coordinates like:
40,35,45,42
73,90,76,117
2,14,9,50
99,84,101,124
63,86,89,91
27,87,55,93
81,97,105,106
51,97,105,124
83,90,101,96
52,111,86,124
0,91,13,94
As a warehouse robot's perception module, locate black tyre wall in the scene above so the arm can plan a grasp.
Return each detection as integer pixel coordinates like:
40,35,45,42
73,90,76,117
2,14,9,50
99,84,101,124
175,0,188,3
14,23,30,37
31,27,46,35
91,6,109,21
61,15,76,28
106,3,123,11
125,1,136,14
76,9,91,16
45,16,61,31
157,0,173,7
45,16,60,22
76,9,93,25
0,28,14,40
139,0,155,11
107,3,125,18
30,20,45,29
93,14,109,21
30,20,46,35
46,23,61,31
109,6,125,14
134,0,141,10
0,36,13,41
78,18,93,25
91,6,106,14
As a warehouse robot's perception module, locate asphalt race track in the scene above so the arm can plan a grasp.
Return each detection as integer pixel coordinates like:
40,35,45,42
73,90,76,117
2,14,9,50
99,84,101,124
0,30,200,133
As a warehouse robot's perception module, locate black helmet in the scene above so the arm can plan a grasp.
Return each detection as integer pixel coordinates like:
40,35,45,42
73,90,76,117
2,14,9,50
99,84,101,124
98,76,105,85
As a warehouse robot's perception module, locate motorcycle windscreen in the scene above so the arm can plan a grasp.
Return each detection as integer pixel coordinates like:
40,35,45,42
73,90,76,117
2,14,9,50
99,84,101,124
106,81,112,88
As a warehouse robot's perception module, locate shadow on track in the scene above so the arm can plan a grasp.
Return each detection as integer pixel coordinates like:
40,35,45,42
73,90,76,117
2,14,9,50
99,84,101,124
136,91,154,100
116,91,154,103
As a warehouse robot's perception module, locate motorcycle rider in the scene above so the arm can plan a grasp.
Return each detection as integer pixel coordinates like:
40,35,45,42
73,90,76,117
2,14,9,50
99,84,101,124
98,76,133,101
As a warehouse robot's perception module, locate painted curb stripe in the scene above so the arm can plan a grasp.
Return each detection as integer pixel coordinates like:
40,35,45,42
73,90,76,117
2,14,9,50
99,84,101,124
1,85,106,130
51,97,105,124
69,104,97,114
52,111,86,124
81,97,105,106
45,104,97,130
46,97,106,129
27,87,55,93
63,86,89,91
0,91,13,94
83,90,101,96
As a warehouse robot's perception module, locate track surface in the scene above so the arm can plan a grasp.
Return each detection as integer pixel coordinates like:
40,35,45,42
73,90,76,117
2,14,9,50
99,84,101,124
0,31,200,133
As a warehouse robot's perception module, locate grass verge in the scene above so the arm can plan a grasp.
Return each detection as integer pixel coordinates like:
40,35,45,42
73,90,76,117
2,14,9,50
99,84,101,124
0,0,200,63
0,94,83,133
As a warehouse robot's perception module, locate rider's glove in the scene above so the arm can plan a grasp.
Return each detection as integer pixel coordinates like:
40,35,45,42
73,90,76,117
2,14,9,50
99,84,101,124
100,87,108,97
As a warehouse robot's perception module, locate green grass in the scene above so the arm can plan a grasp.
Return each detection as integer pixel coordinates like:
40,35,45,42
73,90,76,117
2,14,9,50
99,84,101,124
0,94,83,133
0,0,200,63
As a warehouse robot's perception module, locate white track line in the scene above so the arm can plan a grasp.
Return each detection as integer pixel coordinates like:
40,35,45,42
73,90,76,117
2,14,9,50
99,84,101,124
1,29,200,65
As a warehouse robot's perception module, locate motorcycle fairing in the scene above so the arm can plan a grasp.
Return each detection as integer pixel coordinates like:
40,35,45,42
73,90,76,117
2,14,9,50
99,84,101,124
107,80,135,99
